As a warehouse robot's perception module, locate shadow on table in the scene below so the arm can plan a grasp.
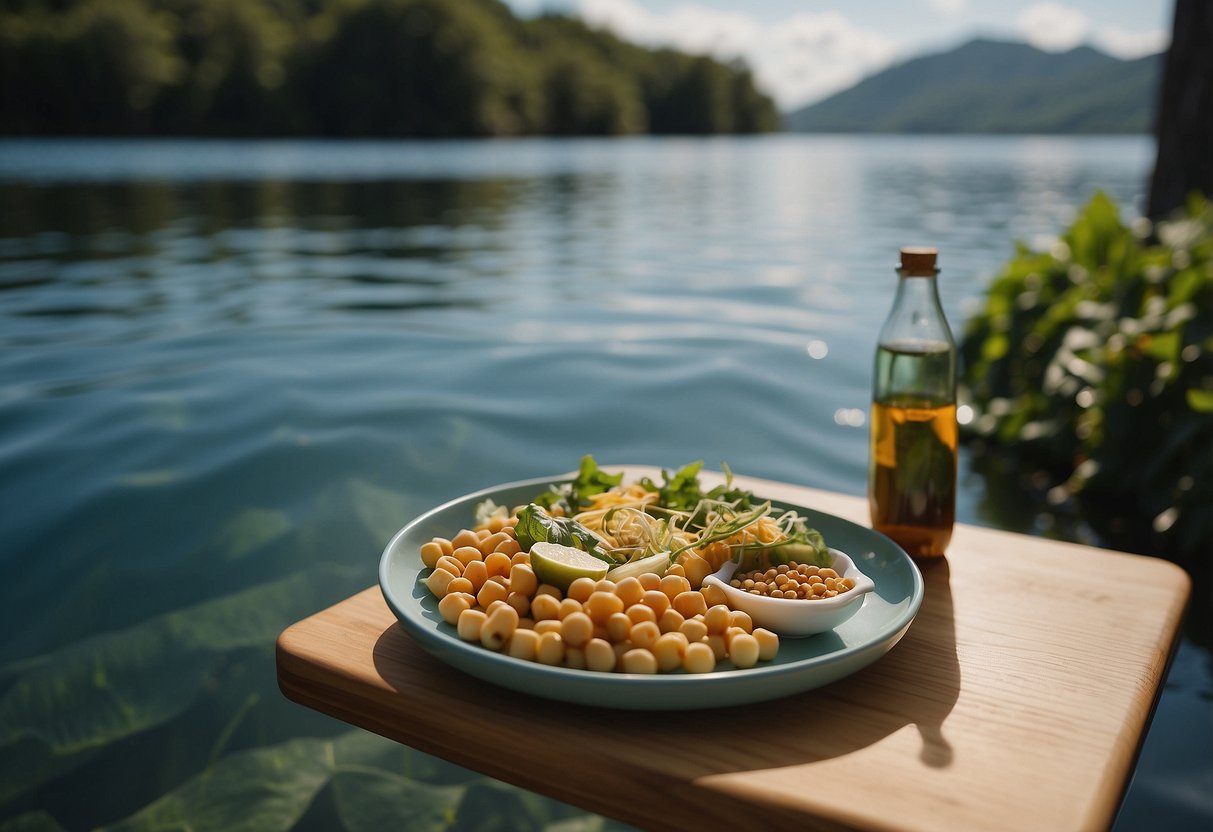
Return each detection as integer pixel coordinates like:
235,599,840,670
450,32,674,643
370,558,959,779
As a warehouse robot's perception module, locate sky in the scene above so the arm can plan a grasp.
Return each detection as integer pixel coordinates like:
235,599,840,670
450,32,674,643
503,1,1172,111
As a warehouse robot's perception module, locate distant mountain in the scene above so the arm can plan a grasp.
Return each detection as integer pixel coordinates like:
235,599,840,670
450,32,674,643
784,38,1161,133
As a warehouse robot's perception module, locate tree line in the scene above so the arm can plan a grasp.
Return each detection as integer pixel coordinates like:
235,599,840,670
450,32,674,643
0,0,780,136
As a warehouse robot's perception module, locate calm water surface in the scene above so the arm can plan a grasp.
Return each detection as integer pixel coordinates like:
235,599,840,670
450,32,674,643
0,136,1208,830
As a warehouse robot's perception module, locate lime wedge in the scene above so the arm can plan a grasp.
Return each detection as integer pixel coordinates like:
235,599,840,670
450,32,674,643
529,542,609,590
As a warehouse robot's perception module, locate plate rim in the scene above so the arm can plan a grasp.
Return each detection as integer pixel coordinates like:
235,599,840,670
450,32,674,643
379,469,924,703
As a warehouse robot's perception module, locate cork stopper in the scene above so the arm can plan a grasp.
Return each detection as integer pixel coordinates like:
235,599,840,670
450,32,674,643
899,247,938,275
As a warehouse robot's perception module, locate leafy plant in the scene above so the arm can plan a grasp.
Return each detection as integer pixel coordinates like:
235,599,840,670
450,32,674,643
512,504,617,563
638,460,753,518
532,455,624,516
959,192,1213,563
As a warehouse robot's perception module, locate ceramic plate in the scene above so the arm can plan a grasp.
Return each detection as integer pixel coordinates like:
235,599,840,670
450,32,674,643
379,468,923,710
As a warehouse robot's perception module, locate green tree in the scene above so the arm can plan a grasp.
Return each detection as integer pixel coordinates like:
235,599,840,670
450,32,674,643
55,0,180,132
305,0,541,136
156,0,295,134
540,46,646,135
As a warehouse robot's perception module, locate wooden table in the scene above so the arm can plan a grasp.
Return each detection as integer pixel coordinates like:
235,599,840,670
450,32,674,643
276,477,1190,832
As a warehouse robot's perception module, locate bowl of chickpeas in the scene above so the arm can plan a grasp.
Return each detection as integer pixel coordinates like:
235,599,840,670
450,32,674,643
701,550,876,637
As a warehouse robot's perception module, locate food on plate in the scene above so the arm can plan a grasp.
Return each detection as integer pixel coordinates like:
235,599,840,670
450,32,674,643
416,457,837,673
528,541,610,590
729,562,857,600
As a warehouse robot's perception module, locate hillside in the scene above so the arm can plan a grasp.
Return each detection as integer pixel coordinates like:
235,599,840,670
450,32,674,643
0,0,778,137
785,38,1161,133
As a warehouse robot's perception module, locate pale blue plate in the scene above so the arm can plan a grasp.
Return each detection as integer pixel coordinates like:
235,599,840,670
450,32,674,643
379,471,924,710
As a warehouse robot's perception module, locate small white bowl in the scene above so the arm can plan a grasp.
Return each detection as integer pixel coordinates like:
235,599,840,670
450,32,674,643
701,549,876,637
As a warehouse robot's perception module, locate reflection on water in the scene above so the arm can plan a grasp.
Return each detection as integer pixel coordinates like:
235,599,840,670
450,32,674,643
0,137,1207,830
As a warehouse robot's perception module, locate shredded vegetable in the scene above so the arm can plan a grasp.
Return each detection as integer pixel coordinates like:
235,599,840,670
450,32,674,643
480,457,832,583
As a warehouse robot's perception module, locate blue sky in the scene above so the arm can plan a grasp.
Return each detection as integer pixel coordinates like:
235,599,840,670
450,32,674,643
504,1,1171,110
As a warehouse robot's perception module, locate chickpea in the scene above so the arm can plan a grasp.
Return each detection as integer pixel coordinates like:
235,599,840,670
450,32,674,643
567,577,597,603
477,532,510,557
637,572,661,591
728,610,753,634
585,591,625,625
641,590,670,617
534,584,562,599
452,545,483,567
506,591,530,618
563,648,586,670
495,538,523,557
700,583,728,608
629,620,661,650
435,555,465,577
534,619,563,635
480,604,519,651
462,560,489,591
680,618,708,643
477,579,508,609
682,642,716,673
438,591,474,625
432,537,454,557
451,529,480,550
535,631,564,666
658,607,686,634
659,574,691,602
557,598,584,620
445,577,474,596
606,612,632,643
456,608,487,642
680,555,713,589
531,593,560,621
509,563,537,598
621,648,658,674
424,567,457,598
484,551,512,578
652,633,688,672
625,604,657,626
753,628,779,661
672,590,707,618
507,628,539,661
585,638,616,672
560,611,594,648
703,605,731,635
612,576,645,607
420,541,444,569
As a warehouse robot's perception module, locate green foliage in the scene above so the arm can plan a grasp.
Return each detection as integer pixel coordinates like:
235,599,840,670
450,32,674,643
0,0,778,136
960,192,1213,561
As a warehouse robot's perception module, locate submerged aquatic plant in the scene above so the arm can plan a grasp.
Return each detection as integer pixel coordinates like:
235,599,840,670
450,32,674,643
960,192,1213,565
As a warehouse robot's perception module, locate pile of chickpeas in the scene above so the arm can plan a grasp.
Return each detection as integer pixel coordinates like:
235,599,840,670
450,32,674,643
419,517,779,674
730,562,855,600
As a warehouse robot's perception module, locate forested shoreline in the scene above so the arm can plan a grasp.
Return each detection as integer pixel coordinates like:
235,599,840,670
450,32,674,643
0,0,779,137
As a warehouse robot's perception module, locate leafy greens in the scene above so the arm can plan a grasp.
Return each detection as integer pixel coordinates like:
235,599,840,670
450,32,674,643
532,455,624,516
512,504,618,564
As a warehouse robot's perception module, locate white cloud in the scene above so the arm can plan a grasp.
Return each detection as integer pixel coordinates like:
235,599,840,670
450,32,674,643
1093,26,1168,59
926,0,967,16
577,0,896,110
1016,3,1090,52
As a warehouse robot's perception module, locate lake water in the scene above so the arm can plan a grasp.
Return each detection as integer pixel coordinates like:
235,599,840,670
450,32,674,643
0,136,1208,830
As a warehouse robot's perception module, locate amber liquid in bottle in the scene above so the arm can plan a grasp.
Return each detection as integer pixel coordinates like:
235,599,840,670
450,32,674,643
869,343,958,558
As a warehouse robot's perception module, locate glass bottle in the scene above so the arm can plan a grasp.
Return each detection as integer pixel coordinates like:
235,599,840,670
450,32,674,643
868,247,957,559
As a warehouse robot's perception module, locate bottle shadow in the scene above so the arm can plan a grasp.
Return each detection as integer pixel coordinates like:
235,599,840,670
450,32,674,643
370,558,960,780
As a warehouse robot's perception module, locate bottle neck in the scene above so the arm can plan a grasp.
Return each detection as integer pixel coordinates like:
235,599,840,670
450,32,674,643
873,269,956,405
880,270,954,351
